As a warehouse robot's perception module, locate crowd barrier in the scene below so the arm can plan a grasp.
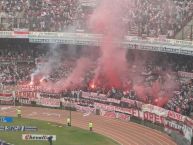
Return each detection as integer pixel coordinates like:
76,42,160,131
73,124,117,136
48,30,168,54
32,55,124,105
0,91,193,145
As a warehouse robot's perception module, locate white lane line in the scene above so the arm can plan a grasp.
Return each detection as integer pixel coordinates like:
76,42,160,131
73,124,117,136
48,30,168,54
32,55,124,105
41,112,61,118
27,112,37,117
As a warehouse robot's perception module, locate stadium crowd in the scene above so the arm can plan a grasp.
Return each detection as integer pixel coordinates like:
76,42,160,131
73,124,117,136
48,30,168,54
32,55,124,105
0,42,193,116
0,0,85,31
0,0,193,37
127,0,193,37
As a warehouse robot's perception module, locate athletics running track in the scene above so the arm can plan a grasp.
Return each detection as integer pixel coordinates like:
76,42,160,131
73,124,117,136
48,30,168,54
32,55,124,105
0,106,177,145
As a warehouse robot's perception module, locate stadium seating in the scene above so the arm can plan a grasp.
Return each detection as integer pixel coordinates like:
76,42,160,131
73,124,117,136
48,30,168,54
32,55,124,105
0,0,193,38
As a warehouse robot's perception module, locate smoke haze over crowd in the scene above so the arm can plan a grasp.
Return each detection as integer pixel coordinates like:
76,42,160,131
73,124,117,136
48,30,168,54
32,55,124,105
28,0,181,107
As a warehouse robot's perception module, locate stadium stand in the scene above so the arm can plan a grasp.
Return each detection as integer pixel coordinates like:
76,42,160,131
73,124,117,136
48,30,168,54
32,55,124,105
0,0,193,38
0,40,192,116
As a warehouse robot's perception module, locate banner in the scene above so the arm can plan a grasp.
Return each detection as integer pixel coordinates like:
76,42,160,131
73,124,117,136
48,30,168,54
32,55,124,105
185,117,193,127
75,105,95,113
15,91,37,98
121,98,143,108
107,98,121,104
94,102,116,111
101,111,116,119
82,92,106,100
164,119,192,143
36,97,60,108
115,107,140,118
100,110,130,121
94,103,140,118
143,112,164,124
13,28,29,38
0,126,37,132
0,100,14,105
0,93,13,101
17,85,40,92
17,98,32,105
167,111,186,122
95,103,168,124
22,134,56,141
142,104,168,117
116,112,130,121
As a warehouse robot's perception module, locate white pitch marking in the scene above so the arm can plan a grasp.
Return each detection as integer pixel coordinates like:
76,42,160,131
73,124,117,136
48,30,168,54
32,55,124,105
42,112,60,118
0,106,14,110
27,112,37,117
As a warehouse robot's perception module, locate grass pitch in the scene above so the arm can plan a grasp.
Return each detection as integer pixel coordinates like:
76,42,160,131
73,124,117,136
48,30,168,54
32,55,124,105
0,117,120,145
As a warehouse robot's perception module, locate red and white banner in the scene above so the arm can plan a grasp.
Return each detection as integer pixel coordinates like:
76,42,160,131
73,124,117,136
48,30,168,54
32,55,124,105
185,117,193,127
116,107,140,118
167,110,186,122
142,104,186,122
13,28,29,38
143,112,165,124
121,98,143,107
22,134,56,141
164,119,192,143
18,98,31,105
37,98,60,108
82,92,106,99
95,103,170,124
94,103,140,118
15,91,37,99
0,93,13,101
102,111,116,119
18,85,40,92
142,104,168,117
107,98,120,104
116,112,130,121
94,102,116,111
100,110,130,121
75,105,95,113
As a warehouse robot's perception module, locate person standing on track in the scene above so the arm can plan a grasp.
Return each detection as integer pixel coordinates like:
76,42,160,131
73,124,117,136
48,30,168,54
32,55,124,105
16,107,21,118
89,121,93,131
67,117,71,126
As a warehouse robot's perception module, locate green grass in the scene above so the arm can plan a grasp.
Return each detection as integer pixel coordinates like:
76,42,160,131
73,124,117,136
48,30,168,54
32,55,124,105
0,118,119,145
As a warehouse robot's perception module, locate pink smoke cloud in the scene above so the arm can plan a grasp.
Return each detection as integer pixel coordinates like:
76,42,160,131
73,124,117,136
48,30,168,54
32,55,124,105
89,0,129,88
55,57,92,90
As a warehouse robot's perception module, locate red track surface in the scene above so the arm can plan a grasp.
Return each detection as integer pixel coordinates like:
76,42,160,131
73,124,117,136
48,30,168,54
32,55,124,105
0,106,177,145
